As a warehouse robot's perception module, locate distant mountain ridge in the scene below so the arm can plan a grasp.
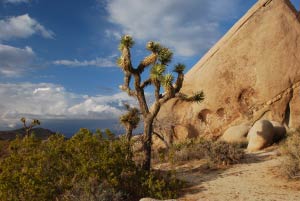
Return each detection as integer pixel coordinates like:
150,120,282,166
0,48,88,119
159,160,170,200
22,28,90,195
0,128,55,140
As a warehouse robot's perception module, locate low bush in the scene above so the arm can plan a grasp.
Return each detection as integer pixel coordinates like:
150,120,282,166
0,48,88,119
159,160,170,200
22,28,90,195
0,129,182,201
205,140,244,166
280,129,300,179
155,138,244,167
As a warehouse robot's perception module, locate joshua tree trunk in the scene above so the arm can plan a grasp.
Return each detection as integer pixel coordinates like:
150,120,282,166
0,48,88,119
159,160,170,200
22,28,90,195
125,125,133,142
143,117,154,170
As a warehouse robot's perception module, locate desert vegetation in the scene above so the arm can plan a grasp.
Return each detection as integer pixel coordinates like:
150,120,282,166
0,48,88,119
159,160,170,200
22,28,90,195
280,129,300,179
0,129,182,201
153,138,245,168
119,104,140,143
0,35,207,200
0,126,250,201
20,117,41,136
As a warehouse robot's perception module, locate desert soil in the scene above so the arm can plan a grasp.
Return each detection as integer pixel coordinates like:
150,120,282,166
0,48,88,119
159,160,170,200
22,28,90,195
155,147,300,201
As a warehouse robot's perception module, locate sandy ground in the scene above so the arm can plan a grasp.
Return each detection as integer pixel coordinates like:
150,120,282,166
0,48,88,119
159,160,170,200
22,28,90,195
156,148,300,201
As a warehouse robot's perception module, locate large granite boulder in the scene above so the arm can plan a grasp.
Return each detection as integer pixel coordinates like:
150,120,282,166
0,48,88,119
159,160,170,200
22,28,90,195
156,0,300,142
247,120,274,152
220,123,251,144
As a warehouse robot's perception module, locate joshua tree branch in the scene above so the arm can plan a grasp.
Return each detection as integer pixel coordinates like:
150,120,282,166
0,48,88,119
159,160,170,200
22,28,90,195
133,74,149,116
137,53,158,73
154,82,160,102
120,47,134,72
174,73,184,93
140,78,152,89
153,131,169,148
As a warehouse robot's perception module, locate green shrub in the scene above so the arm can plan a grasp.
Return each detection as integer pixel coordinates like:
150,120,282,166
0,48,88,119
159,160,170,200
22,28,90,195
0,134,73,201
140,171,182,199
0,129,181,201
0,140,9,159
280,129,300,179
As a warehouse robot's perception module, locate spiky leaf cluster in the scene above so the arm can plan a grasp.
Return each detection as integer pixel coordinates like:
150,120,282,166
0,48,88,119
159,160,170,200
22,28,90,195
119,104,140,129
162,73,174,89
178,91,205,103
116,57,122,67
20,117,26,124
158,47,173,65
119,35,134,50
174,63,185,73
32,119,41,126
146,41,161,53
150,64,166,82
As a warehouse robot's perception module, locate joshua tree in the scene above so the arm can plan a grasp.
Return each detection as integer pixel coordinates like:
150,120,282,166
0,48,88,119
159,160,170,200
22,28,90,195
20,117,41,136
117,35,204,171
119,104,140,142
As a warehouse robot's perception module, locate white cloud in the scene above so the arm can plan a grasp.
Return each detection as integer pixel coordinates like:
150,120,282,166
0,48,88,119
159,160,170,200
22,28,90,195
0,44,35,77
0,82,136,130
0,14,54,41
106,0,240,56
53,56,116,68
3,0,30,3
105,29,122,40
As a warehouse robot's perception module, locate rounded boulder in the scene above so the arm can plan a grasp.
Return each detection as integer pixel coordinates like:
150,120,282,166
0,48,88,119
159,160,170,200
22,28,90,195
220,123,251,144
247,120,274,152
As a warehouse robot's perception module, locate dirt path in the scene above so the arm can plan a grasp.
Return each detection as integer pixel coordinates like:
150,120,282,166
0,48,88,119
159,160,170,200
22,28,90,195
168,149,300,201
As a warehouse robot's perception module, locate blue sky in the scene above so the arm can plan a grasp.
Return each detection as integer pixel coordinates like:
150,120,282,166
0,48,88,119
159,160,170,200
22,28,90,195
0,0,299,135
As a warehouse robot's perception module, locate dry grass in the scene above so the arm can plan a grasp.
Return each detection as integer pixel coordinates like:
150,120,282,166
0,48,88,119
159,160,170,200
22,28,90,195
280,129,300,179
152,138,244,168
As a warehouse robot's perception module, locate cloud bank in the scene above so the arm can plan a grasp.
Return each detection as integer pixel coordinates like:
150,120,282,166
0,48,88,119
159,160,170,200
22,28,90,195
0,14,54,41
106,0,240,56
0,14,54,77
0,82,137,130
0,44,35,76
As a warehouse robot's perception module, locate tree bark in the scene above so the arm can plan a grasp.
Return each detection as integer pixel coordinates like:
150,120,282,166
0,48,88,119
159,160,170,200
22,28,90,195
125,125,133,142
142,117,153,171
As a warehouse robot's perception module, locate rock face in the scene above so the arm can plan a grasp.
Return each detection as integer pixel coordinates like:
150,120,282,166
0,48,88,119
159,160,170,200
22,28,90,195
247,120,274,152
156,0,300,142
